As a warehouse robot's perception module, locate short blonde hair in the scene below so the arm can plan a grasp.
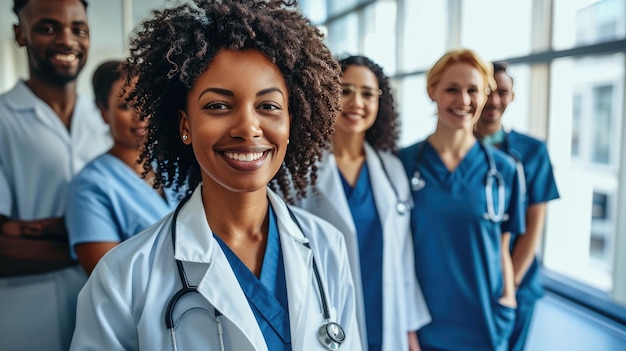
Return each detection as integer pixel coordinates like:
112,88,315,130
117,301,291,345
426,48,496,97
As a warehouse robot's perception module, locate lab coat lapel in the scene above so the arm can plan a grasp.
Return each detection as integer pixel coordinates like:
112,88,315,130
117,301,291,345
314,151,368,348
173,188,214,264
174,186,268,350
315,152,356,235
197,251,268,351
268,191,314,351
363,143,394,228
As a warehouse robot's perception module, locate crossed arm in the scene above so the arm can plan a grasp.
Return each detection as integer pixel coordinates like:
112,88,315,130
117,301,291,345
0,215,77,277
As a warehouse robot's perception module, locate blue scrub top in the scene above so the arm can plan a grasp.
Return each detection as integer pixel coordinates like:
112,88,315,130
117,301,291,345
339,163,383,351
67,153,179,258
501,130,560,303
214,205,291,351
399,140,525,351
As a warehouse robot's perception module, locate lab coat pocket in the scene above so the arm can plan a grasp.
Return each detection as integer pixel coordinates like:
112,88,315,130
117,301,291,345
494,302,516,345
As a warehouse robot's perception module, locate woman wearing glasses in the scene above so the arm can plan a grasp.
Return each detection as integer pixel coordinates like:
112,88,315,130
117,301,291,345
291,55,430,351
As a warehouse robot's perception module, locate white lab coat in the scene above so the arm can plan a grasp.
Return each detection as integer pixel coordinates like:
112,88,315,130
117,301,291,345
70,186,363,351
293,143,431,351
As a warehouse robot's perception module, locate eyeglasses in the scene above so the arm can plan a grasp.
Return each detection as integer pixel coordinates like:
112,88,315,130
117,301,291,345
340,84,382,102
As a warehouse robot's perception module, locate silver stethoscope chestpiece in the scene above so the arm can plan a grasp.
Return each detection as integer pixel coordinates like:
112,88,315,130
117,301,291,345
318,322,345,350
411,171,425,192
396,202,408,215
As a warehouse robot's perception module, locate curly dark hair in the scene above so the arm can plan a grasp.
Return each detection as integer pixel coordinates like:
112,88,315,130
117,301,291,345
338,55,399,153
121,0,341,203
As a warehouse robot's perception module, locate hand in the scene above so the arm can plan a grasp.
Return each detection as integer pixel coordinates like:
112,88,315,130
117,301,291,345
1,217,68,241
0,234,76,277
408,331,421,351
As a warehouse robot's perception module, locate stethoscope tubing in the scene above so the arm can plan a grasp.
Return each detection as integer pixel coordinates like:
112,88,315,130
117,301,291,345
410,140,508,223
372,150,414,215
501,135,527,201
164,192,345,350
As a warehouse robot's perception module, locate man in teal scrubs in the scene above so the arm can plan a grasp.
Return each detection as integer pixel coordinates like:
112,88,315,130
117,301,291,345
475,61,560,351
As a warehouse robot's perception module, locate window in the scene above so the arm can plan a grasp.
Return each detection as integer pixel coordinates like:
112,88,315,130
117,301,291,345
327,0,360,17
362,1,397,75
293,0,626,317
298,0,328,24
591,191,610,262
592,85,614,164
396,75,433,147
546,53,624,292
572,94,582,157
326,13,360,57
461,0,533,59
399,1,448,73
554,0,626,50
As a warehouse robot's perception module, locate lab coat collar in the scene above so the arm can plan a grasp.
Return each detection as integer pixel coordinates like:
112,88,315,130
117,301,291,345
172,185,215,263
363,142,394,221
315,151,356,235
268,191,315,350
174,184,316,350
172,185,310,263
316,142,395,233
267,189,309,245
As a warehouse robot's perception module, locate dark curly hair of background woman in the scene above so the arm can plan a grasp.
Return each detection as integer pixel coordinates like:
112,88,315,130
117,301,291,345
121,0,341,203
338,55,400,154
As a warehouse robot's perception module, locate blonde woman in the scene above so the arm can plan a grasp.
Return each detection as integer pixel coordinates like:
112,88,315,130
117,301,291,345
399,49,525,351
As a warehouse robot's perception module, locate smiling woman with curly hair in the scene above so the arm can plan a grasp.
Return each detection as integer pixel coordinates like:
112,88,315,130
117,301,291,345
124,0,340,203
71,1,363,350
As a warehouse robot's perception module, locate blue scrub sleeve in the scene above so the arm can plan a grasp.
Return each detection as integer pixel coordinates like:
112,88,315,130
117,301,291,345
502,158,526,236
525,143,560,205
66,176,121,259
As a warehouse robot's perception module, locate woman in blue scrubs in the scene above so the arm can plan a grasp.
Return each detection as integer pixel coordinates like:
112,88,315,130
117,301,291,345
398,49,525,351
66,60,179,275
71,1,362,350
293,56,430,351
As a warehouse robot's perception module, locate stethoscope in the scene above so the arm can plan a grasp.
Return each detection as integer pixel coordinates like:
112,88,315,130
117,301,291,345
373,150,414,215
410,140,509,222
500,134,527,200
164,193,346,351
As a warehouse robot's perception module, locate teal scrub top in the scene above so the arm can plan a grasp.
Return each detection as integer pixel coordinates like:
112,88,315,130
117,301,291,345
66,153,180,259
500,130,560,303
399,140,525,351
339,163,383,351
214,205,291,351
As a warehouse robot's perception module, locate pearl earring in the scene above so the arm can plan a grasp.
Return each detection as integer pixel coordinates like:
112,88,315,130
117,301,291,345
182,135,188,141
